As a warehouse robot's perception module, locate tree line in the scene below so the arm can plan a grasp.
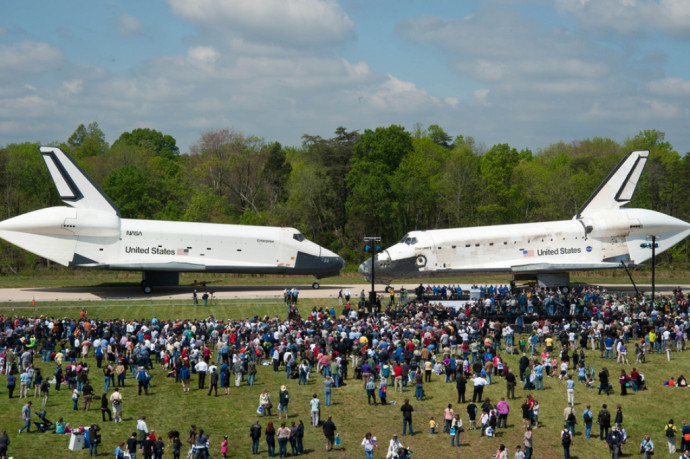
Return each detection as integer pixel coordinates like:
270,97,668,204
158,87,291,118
1,123,689,273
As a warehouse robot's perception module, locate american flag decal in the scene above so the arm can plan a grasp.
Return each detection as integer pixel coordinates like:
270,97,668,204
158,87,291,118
522,250,534,257
177,248,189,256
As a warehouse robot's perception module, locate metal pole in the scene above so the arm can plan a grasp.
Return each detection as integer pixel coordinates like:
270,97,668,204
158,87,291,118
371,248,375,304
620,261,640,297
651,235,656,308
364,236,381,306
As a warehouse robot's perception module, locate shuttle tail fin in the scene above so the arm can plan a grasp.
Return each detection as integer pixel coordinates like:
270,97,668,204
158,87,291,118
576,150,649,219
40,146,120,216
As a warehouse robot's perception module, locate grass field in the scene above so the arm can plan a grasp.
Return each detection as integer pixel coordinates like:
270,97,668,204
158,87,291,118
2,299,689,459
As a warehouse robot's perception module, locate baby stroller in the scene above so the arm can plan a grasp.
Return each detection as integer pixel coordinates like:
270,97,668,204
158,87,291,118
289,366,299,379
33,410,53,433
637,373,646,390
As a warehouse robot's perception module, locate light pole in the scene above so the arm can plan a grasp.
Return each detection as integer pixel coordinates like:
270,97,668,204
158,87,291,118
364,237,382,306
640,235,659,308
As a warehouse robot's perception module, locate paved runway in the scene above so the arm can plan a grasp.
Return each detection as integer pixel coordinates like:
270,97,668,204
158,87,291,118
0,282,684,303
0,283,389,302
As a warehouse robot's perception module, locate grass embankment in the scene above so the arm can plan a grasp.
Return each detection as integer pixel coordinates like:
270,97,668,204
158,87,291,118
1,300,689,458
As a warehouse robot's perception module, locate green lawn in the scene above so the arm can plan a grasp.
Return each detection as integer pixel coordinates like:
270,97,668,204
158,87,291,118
2,301,689,458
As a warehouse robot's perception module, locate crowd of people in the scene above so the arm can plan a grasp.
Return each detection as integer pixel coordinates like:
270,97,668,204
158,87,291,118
0,283,689,458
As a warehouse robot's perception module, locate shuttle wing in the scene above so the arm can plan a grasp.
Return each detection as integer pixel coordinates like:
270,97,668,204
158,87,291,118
40,146,120,216
511,262,623,272
576,150,648,219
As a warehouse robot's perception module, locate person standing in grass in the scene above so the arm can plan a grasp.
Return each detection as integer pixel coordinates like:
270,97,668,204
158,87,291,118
523,426,533,459
310,394,320,427
401,399,414,436
322,416,337,452
265,421,276,457
665,419,678,453
260,389,272,417
561,424,573,459
100,393,112,422
278,386,289,420
640,434,655,459
324,375,334,406
220,435,228,459
450,414,462,447
180,360,190,392
18,401,31,434
361,432,376,459
566,375,575,405
583,405,593,439
276,422,290,457
295,420,305,455
598,404,611,441
250,420,262,456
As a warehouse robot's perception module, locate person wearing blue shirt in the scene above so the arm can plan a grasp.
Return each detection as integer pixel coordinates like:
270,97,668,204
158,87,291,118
115,441,125,459
136,367,148,396
582,405,593,438
566,376,575,405
19,401,31,434
534,364,544,391
605,337,615,360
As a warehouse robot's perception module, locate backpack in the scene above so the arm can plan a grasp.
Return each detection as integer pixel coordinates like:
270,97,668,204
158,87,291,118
562,431,571,446
583,412,592,423
666,425,675,438
567,411,576,423
601,411,611,425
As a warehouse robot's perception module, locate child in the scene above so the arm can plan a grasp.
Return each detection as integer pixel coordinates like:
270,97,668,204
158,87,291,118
379,381,387,405
532,400,540,428
559,360,568,379
467,402,477,430
429,416,437,434
221,435,228,458
514,445,525,459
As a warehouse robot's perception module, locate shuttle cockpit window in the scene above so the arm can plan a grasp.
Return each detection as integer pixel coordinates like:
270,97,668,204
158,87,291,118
399,234,418,245
293,233,305,242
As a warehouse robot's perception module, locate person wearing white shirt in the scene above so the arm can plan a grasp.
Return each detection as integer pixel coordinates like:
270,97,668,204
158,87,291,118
387,435,402,458
195,360,208,389
136,416,148,447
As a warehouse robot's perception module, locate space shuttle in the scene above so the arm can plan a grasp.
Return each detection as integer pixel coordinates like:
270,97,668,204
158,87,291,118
359,150,690,287
0,147,345,292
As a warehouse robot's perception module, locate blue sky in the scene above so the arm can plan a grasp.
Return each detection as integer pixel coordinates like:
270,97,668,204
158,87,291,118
1,0,689,154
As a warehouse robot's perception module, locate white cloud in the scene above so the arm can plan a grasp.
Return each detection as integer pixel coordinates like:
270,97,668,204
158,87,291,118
117,14,143,36
61,79,83,95
648,77,690,96
400,8,614,100
167,0,354,47
556,0,690,38
0,41,63,74
473,89,490,105
187,46,219,72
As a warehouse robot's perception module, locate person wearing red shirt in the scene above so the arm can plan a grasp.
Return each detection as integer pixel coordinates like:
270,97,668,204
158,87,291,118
630,368,640,392
394,364,403,392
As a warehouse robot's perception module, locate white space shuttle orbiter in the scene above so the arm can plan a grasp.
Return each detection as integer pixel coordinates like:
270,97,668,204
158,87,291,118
359,150,690,287
0,147,345,292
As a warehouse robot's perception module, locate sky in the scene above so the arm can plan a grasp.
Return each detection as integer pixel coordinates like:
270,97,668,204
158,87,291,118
1,0,690,154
